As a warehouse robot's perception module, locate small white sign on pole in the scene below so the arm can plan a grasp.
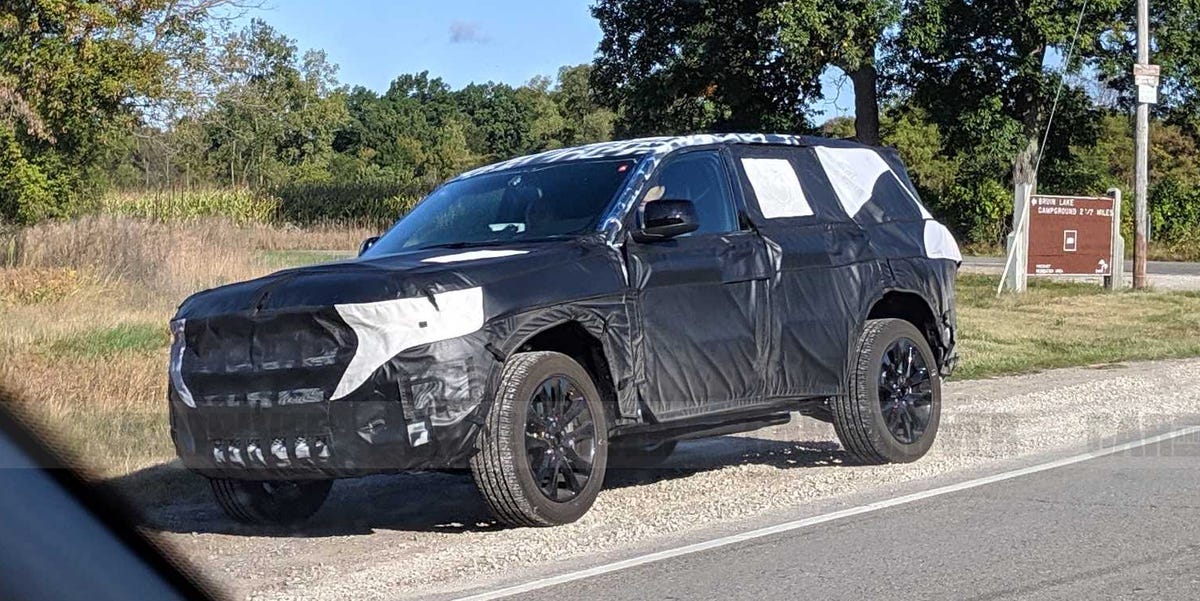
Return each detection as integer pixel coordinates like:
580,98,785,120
1134,64,1160,105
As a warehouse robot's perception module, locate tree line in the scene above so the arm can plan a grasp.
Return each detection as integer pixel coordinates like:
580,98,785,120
2,0,1199,248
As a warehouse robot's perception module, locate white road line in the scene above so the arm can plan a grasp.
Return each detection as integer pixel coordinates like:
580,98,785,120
451,426,1200,601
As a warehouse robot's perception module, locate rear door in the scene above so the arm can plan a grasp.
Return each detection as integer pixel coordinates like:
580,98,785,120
728,144,881,399
624,148,773,420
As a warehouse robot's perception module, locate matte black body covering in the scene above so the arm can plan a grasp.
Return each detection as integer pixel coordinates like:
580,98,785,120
168,137,958,480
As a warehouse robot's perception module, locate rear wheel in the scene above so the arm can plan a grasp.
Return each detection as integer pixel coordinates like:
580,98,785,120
209,478,332,525
832,318,941,464
471,351,608,527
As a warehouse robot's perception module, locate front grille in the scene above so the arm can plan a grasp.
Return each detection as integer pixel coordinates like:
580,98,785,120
179,308,356,402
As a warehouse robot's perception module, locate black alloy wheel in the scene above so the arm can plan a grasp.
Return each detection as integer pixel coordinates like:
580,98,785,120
831,318,942,464
524,375,597,502
877,337,934,444
471,351,609,527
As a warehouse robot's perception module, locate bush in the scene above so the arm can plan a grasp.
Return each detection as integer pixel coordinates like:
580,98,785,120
1149,178,1200,244
935,178,1011,247
270,179,430,226
0,131,97,224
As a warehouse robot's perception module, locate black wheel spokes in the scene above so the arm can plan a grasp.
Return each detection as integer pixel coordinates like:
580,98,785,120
525,375,596,502
878,338,933,444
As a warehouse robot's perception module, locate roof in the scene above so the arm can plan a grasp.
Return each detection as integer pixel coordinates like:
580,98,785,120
451,133,867,181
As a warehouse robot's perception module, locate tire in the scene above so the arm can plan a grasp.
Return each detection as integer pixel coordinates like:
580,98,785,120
832,318,941,465
210,478,332,525
471,351,609,527
609,439,678,468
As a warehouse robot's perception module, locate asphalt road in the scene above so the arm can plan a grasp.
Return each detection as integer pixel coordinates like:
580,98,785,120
478,431,1200,601
963,255,1200,276
146,359,1200,600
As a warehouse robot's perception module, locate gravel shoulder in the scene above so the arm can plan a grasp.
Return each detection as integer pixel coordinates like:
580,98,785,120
141,357,1200,600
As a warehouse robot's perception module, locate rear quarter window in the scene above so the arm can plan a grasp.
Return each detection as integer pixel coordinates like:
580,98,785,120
729,145,846,224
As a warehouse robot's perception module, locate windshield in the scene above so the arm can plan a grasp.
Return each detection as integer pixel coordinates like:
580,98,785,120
365,157,640,255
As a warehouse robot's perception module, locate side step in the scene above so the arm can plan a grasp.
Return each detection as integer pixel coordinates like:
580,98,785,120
611,411,792,448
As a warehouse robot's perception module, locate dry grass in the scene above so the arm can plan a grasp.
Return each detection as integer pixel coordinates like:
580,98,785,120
0,216,373,476
2,215,372,300
0,219,1198,482
0,267,99,305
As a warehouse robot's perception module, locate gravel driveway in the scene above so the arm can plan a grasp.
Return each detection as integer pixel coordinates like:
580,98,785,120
142,357,1200,600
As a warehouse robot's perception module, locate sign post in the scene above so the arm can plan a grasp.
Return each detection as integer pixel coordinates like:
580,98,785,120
1104,188,1124,291
1001,183,1032,293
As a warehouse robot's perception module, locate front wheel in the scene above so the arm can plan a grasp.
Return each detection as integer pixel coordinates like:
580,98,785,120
471,351,608,527
210,478,332,525
832,318,941,464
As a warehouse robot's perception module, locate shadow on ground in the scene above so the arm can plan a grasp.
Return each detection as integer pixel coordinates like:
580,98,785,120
104,435,846,539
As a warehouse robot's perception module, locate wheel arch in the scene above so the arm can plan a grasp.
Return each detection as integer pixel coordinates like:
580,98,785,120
865,290,946,368
508,320,621,425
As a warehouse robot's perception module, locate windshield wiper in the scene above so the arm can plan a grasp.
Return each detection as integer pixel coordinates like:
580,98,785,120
415,241,506,251
414,235,577,252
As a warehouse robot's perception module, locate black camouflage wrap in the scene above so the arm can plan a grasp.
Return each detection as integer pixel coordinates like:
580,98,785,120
168,134,958,480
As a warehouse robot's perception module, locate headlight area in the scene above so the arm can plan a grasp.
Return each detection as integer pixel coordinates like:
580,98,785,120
168,319,195,408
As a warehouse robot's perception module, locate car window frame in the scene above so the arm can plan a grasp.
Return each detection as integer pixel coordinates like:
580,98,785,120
365,156,644,256
624,146,746,238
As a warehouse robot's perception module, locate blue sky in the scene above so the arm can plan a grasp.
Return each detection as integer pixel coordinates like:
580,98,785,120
249,1,605,90
247,0,853,121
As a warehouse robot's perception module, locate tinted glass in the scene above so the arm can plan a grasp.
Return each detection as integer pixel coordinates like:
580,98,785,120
641,151,738,235
366,158,638,255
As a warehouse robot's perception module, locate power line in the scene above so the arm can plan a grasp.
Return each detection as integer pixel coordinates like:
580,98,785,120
1033,0,1090,180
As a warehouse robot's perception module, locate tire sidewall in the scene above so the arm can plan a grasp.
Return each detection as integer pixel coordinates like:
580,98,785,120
212,478,332,524
503,353,608,524
861,320,942,462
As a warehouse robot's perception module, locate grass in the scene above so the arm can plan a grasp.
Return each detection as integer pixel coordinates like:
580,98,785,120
47,323,168,358
0,216,377,478
954,274,1200,379
1147,236,1200,262
959,239,1200,261
0,216,1198,485
258,249,354,269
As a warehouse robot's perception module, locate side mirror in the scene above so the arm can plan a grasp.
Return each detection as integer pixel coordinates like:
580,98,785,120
359,236,380,257
634,199,699,242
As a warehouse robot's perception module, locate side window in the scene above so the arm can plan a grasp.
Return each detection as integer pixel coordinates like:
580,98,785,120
641,151,738,235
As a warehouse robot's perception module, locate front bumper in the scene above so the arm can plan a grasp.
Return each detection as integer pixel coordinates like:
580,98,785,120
169,384,482,479
169,305,494,480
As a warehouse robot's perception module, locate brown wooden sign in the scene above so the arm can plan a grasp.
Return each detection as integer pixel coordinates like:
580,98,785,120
1026,194,1116,276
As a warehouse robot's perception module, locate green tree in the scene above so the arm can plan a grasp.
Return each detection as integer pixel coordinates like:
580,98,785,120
1,1,162,221
891,0,1123,191
771,0,899,144
204,20,349,187
591,0,818,135
552,64,616,144
0,0,252,221
455,82,538,159
1095,0,1200,135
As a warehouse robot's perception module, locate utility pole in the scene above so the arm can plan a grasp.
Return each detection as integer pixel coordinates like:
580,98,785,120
1133,0,1151,289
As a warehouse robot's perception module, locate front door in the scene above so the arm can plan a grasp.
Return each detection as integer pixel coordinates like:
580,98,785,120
624,149,772,420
